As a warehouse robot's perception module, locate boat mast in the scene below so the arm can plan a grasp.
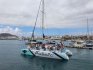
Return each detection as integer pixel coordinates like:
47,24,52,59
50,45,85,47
87,18,89,40
30,0,45,41
42,0,45,39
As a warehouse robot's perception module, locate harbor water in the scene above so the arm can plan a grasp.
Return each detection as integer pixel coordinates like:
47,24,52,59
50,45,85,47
0,40,93,70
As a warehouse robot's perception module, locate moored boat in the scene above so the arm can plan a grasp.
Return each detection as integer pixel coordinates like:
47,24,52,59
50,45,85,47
72,40,85,48
85,40,93,49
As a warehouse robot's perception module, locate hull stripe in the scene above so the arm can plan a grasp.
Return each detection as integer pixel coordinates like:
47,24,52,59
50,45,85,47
53,52,63,59
28,49,35,56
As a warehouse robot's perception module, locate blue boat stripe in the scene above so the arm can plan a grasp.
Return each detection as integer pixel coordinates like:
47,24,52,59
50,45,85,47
28,49,35,56
53,52,63,59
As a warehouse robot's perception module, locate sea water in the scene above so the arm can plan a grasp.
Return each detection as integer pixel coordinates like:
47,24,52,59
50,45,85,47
0,40,93,70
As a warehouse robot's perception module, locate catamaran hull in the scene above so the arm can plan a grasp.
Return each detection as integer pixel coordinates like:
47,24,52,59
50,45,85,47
64,49,72,56
21,49,69,60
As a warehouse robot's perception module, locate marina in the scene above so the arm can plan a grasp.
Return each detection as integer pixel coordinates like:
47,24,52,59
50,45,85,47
0,0,93,70
64,40,93,49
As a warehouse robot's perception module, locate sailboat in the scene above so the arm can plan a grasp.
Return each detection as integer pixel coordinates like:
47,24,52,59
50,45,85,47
85,18,93,49
21,0,72,60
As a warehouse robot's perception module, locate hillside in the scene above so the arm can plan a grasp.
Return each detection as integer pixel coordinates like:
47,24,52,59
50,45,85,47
0,33,19,40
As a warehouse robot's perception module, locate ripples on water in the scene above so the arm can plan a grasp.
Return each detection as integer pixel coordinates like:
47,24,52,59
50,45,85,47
0,40,93,70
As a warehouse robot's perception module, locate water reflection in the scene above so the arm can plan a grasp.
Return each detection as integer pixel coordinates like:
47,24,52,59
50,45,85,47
21,55,68,70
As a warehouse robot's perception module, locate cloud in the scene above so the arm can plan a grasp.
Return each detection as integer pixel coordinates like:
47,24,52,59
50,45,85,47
0,0,93,28
0,26,22,36
0,26,37,37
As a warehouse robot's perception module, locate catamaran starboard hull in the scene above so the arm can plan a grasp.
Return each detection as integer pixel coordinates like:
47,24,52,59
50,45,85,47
21,49,70,60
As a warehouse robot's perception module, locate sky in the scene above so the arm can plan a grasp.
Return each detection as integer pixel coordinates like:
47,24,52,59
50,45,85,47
0,0,93,36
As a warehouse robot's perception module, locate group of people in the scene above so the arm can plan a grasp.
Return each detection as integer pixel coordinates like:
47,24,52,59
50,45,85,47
28,42,64,51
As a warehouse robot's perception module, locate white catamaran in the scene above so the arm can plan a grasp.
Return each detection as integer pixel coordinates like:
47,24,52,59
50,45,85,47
21,0,72,60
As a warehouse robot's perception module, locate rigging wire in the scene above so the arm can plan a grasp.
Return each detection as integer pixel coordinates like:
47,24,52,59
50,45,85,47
31,0,43,41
